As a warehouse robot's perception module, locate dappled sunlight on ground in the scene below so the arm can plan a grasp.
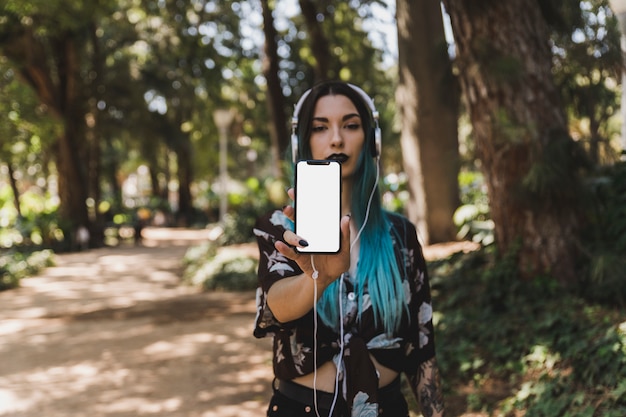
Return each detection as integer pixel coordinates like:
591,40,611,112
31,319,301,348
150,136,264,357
0,228,481,417
0,229,273,417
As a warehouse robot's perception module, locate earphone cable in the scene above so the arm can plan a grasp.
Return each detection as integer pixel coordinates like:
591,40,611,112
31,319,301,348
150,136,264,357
311,157,379,417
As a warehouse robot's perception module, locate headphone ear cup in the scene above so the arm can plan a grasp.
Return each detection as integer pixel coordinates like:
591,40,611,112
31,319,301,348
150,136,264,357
371,127,381,157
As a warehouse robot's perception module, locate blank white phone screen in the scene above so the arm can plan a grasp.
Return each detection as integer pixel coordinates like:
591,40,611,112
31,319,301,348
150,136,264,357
295,160,341,253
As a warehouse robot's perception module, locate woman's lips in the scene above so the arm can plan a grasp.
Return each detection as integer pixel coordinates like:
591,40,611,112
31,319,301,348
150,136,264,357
327,153,348,163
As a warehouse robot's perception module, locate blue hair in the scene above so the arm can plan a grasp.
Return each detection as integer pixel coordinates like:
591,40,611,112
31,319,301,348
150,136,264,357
290,81,408,333
316,150,408,333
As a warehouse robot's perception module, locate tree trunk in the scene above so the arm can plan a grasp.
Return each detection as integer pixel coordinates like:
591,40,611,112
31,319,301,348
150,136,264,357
56,35,90,234
299,0,333,81
88,22,104,246
2,26,90,243
7,163,22,218
442,0,581,283
176,132,194,226
396,0,460,244
260,0,288,177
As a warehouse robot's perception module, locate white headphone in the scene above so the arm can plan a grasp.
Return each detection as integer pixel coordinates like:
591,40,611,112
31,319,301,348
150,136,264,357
291,83,381,164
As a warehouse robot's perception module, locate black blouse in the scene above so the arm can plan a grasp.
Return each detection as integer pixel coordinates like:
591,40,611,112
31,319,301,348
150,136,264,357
253,209,436,415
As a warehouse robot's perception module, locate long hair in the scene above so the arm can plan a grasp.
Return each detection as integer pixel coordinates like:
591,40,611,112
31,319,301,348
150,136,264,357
291,81,407,333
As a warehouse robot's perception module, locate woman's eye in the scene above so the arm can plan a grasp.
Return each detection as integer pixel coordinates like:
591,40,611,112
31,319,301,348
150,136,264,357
345,123,361,130
312,125,326,132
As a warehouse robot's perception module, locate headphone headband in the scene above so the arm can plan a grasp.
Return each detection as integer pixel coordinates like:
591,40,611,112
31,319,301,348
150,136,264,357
291,83,381,163
292,83,378,127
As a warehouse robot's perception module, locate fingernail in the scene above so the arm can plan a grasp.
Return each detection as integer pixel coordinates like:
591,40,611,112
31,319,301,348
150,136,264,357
299,239,309,247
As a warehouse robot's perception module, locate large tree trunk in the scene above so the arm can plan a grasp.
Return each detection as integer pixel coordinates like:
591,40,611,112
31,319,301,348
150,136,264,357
299,0,333,81
55,35,90,233
442,0,581,283
260,0,288,177
396,0,460,244
87,22,104,246
2,26,90,243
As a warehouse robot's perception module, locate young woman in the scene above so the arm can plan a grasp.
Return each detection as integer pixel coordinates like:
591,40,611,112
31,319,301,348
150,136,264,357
253,81,445,417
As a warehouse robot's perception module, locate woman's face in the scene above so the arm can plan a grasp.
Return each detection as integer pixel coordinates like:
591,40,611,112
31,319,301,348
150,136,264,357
309,94,366,178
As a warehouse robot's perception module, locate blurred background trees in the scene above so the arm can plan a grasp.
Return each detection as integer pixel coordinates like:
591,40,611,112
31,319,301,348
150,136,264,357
1,0,624,288
2,1,626,414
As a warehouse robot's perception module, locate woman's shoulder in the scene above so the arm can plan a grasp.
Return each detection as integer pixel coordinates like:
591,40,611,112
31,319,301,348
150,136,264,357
385,211,416,231
385,211,422,250
255,208,294,233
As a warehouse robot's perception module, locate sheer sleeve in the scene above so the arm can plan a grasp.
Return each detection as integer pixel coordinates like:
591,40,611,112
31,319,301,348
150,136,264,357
399,217,437,377
252,209,302,338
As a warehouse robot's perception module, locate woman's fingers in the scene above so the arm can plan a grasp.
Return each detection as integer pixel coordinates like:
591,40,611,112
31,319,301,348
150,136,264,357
282,188,295,221
282,204,294,220
283,230,308,248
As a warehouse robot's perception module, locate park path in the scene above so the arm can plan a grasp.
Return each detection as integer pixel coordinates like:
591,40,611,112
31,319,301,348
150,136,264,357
0,228,273,417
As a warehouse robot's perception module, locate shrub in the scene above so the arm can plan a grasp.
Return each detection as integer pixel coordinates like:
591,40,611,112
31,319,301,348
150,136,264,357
183,241,258,291
579,161,626,306
0,249,55,291
432,246,626,416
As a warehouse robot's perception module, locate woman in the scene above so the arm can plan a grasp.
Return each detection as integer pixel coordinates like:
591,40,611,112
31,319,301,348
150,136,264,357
253,81,445,417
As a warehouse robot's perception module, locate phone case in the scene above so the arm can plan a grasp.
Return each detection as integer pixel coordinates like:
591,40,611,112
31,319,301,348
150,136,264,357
294,160,342,253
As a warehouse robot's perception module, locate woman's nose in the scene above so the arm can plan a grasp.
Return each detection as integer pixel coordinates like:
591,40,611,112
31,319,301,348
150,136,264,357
330,126,344,147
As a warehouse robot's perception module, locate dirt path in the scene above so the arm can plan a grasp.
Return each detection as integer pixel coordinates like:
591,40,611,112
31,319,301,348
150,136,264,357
0,228,273,417
0,228,479,417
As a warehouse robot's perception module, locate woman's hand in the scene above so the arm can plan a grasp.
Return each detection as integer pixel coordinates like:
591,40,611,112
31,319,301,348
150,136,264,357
267,188,351,323
274,188,351,286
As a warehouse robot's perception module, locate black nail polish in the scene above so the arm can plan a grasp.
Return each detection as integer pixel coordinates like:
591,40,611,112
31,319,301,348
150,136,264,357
299,239,309,247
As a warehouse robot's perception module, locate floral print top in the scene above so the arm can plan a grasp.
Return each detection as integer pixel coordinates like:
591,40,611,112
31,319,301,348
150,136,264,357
253,209,436,416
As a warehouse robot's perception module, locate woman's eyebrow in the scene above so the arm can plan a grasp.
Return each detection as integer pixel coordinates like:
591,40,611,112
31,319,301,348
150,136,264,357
312,113,361,122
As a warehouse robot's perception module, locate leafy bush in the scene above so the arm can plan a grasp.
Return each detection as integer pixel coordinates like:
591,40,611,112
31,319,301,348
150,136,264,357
454,169,494,245
0,249,55,291
217,177,287,246
0,186,64,249
579,161,626,306
183,241,258,291
431,247,626,416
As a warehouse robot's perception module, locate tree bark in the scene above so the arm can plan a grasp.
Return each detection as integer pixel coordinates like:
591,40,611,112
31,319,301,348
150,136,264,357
2,25,90,242
299,0,333,81
260,0,288,177
442,0,581,283
54,34,90,233
7,163,22,218
396,0,460,244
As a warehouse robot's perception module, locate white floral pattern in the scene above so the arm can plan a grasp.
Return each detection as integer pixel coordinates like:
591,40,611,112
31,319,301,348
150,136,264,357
351,392,378,417
254,209,437,416
418,302,433,348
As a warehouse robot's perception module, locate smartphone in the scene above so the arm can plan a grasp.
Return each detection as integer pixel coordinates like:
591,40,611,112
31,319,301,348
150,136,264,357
295,160,342,253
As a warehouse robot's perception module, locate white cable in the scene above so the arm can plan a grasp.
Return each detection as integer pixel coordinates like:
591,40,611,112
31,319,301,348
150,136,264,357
310,255,343,417
310,255,322,417
310,160,379,417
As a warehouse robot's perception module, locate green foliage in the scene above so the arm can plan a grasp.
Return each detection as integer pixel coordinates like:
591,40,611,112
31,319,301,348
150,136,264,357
0,249,55,291
182,241,257,291
0,184,63,249
578,161,626,306
381,171,410,213
217,177,287,245
549,0,622,165
431,247,626,416
521,131,591,210
453,169,494,245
